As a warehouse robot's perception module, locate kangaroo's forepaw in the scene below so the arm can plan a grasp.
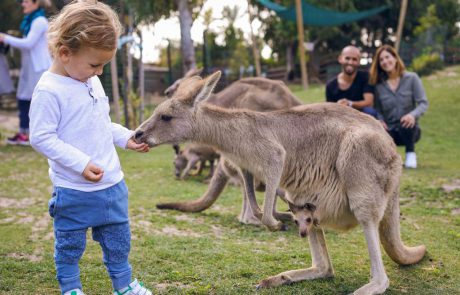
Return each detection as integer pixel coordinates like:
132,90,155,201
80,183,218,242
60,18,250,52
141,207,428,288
353,278,389,295
257,275,293,289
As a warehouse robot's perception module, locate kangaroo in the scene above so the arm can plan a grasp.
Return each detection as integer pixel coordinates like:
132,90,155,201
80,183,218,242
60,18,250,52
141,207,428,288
288,202,318,238
159,74,302,225
135,71,426,294
173,143,219,179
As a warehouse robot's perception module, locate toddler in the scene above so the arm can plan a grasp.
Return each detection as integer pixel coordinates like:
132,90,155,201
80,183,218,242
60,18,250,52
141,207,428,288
29,1,152,294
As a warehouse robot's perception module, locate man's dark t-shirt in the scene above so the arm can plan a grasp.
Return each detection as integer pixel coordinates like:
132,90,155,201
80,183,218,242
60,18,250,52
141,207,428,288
326,71,374,103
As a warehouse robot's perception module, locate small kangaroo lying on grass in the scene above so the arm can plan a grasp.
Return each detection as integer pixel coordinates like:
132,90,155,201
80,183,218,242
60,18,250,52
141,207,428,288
173,144,219,179
159,72,302,225
135,71,426,294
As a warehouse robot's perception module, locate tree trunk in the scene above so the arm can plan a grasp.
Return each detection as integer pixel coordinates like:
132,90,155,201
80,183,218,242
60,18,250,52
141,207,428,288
110,58,121,124
138,30,145,124
285,41,296,81
247,0,261,77
176,0,196,73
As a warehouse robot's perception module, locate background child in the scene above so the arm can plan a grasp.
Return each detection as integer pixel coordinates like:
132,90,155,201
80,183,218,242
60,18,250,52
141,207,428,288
29,1,152,294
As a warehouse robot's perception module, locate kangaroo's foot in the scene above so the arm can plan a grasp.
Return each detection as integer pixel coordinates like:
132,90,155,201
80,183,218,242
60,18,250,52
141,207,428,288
261,214,285,231
238,211,263,225
257,267,334,289
353,277,389,295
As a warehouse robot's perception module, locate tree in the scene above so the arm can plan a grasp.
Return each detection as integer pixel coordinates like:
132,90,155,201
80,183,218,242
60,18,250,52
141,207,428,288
257,0,459,56
125,0,203,73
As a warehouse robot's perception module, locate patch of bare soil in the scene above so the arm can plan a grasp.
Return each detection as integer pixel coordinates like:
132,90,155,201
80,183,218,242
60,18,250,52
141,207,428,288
156,282,192,291
451,208,460,216
426,68,458,80
442,179,460,193
0,110,18,132
0,197,36,208
7,248,43,262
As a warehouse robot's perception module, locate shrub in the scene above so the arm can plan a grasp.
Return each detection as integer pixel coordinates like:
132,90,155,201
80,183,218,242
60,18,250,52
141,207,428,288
410,53,444,76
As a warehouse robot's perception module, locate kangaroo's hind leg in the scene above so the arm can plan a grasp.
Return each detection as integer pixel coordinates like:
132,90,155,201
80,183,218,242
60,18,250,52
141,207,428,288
353,221,389,295
257,227,334,289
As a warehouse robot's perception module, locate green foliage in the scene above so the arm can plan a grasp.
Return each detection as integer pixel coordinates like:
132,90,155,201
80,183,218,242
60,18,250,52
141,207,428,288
410,53,444,76
413,4,441,36
256,0,460,58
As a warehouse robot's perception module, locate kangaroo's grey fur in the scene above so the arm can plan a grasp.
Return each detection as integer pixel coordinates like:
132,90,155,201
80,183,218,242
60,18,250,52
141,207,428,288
158,75,301,225
135,72,426,294
173,143,219,179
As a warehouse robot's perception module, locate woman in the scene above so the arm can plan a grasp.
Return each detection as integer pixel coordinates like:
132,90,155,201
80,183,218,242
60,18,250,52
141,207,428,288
0,0,52,145
370,45,428,169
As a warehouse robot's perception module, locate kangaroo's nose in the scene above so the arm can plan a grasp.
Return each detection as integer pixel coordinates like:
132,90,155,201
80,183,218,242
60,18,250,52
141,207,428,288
134,130,144,140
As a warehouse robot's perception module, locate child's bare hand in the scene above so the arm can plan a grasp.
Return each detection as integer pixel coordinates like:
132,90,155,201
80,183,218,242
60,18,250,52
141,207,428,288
82,162,104,182
126,138,150,153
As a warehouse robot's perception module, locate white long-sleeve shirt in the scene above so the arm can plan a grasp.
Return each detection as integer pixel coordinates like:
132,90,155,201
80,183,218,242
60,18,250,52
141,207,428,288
30,72,134,191
4,16,51,72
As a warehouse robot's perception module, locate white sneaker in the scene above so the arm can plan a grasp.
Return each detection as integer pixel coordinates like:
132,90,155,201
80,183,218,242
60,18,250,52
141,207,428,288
405,152,417,169
113,279,152,295
64,289,85,295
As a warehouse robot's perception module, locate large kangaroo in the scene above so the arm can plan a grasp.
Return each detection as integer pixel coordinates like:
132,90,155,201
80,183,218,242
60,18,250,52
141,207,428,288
159,74,302,225
135,72,426,294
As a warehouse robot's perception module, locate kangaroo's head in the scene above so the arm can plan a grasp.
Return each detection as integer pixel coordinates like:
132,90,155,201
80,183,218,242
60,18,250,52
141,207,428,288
288,202,318,238
134,71,221,147
173,150,187,178
164,68,203,97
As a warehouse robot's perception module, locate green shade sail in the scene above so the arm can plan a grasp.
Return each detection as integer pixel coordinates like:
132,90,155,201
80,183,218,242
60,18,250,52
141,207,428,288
258,0,389,26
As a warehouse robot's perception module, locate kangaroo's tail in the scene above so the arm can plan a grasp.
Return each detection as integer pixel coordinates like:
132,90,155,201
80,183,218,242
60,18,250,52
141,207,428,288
379,190,426,265
156,163,228,212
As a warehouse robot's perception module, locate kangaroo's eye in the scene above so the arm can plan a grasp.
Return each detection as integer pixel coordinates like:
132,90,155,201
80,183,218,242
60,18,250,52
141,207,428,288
294,220,298,225
161,115,172,122
306,218,312,223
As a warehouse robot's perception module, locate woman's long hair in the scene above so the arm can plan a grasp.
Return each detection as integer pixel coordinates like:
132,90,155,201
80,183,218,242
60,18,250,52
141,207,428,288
369,45,406,85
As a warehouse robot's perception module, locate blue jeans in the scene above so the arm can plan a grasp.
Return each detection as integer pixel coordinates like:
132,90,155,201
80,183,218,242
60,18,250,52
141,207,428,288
49,180,132,294
361,106,379,119
18,99,31,133
388,124,421,153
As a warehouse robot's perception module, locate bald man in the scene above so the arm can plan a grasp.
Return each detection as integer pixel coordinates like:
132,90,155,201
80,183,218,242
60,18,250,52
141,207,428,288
326,46,378,118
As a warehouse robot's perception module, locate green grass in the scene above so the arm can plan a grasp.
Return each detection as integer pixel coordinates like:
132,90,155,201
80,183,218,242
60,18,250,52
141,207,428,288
1,67,459,294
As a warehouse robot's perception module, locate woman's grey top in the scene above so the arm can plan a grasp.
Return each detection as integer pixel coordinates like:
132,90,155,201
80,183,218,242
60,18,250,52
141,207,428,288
375,71,428,129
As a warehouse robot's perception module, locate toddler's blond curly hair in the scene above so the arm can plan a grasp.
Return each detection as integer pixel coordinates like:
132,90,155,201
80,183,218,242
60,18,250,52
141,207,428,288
48,0,123,57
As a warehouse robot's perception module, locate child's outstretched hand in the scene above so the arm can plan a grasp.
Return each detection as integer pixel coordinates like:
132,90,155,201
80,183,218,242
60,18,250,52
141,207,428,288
82,162,104,182
126,138,150,153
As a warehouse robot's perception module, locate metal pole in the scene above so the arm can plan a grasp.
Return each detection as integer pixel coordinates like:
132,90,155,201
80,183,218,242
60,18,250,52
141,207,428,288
395,0,408,53
295,0,308,89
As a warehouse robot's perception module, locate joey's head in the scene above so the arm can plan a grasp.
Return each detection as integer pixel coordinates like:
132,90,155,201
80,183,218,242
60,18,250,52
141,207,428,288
288,202,318,238
173,151,187,178
134,71,221,147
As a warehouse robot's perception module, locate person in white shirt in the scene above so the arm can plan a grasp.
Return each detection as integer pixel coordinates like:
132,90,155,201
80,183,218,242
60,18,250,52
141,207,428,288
29,2,152,295
0,0,52,145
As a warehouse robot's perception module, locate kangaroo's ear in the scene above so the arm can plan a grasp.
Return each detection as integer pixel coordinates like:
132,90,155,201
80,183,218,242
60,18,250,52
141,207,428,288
194,71,221,107
304,203,316,212
173,144,180,155
287,201,298,213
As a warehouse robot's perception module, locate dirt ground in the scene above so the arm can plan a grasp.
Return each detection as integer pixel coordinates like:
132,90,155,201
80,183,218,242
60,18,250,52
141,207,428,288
0,110,18,132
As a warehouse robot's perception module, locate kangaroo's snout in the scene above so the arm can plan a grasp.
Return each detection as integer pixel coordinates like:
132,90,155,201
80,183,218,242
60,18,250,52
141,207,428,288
134,130,144,141
299,230,308,238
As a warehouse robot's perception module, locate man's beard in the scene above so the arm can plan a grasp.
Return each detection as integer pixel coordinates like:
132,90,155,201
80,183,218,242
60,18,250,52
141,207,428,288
343,65,357,76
